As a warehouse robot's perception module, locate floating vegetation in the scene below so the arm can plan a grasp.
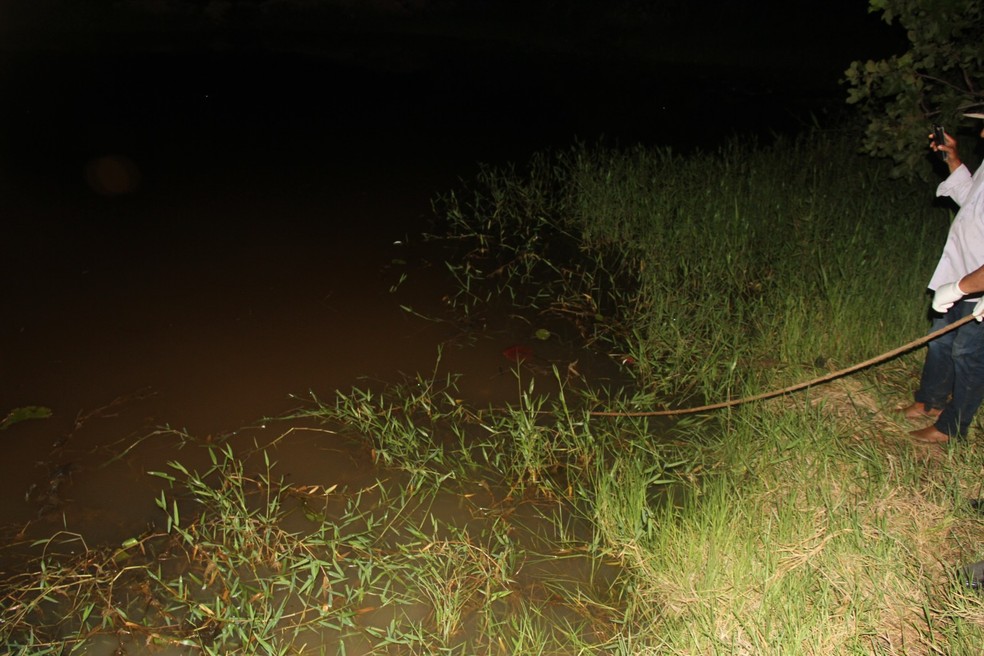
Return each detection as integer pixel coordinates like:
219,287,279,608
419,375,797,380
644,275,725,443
0,406,52,431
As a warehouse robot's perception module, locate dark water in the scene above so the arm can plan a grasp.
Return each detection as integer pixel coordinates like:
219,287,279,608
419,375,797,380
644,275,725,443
0,37,840,554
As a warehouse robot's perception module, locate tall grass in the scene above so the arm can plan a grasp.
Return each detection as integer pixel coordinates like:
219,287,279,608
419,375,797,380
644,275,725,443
433,132,941,404
425,129,984,653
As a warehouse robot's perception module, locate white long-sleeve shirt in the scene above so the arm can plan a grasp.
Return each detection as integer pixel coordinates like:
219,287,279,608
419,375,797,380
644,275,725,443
928,163,984,292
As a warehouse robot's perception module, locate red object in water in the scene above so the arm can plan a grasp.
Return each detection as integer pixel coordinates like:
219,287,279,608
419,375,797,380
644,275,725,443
502,344,534,363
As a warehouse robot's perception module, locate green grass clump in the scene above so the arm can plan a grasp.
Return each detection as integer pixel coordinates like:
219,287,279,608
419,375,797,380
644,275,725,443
425,129,984,652
433,131,942,404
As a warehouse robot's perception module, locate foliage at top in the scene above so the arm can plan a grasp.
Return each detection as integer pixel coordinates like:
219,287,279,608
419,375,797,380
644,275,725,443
844,0,984,178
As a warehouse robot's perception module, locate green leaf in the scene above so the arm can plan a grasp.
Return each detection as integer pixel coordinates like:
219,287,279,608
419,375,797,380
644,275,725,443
534,328,551,340
0,406,53,430
844,0,984,179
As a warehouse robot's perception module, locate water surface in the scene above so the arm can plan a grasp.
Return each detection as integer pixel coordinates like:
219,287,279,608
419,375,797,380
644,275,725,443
1,38,833,556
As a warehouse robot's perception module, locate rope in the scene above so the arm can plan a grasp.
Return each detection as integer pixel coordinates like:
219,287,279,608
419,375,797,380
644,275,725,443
588,313,978,417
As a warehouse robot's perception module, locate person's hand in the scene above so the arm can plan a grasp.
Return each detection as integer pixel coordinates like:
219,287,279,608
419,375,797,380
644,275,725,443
930,129,961,172
974,297,984,322
933,281,966,313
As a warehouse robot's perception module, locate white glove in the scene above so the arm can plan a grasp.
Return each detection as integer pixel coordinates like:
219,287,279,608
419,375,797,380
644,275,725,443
932,281,966,313
974,297,984,322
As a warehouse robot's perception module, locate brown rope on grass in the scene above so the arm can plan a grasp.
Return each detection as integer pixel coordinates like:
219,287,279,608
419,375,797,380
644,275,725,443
589,313,977,417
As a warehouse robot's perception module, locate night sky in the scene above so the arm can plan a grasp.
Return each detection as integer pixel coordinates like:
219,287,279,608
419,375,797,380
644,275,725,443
0,1,903,186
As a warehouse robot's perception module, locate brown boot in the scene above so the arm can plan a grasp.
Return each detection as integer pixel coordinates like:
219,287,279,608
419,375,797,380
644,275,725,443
909,425,950,444
901,402,943,420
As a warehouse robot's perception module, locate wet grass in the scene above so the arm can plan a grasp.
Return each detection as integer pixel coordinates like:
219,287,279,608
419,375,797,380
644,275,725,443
3,129,984,653
0,391,650,654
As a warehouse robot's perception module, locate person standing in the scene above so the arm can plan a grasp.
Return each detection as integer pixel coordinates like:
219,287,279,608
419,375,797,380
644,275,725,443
903,107,984,443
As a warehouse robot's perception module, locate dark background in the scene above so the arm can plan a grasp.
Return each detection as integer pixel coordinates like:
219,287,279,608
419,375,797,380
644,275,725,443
0,3,908,312
0,0,904,199
0,1,909,324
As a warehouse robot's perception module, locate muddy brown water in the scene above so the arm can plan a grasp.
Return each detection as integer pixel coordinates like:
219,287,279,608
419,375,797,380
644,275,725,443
0,153,624,552
0,49,652,560
1,191,619,542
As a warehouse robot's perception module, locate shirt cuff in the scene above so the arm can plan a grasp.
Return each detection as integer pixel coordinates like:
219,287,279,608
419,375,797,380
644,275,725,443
937,164,972,197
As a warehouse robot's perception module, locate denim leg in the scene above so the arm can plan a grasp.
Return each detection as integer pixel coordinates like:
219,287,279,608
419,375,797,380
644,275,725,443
922,302,984,438
914,315,957,410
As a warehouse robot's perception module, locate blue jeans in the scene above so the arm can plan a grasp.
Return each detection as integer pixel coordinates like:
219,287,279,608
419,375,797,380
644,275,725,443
914,300,984,439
